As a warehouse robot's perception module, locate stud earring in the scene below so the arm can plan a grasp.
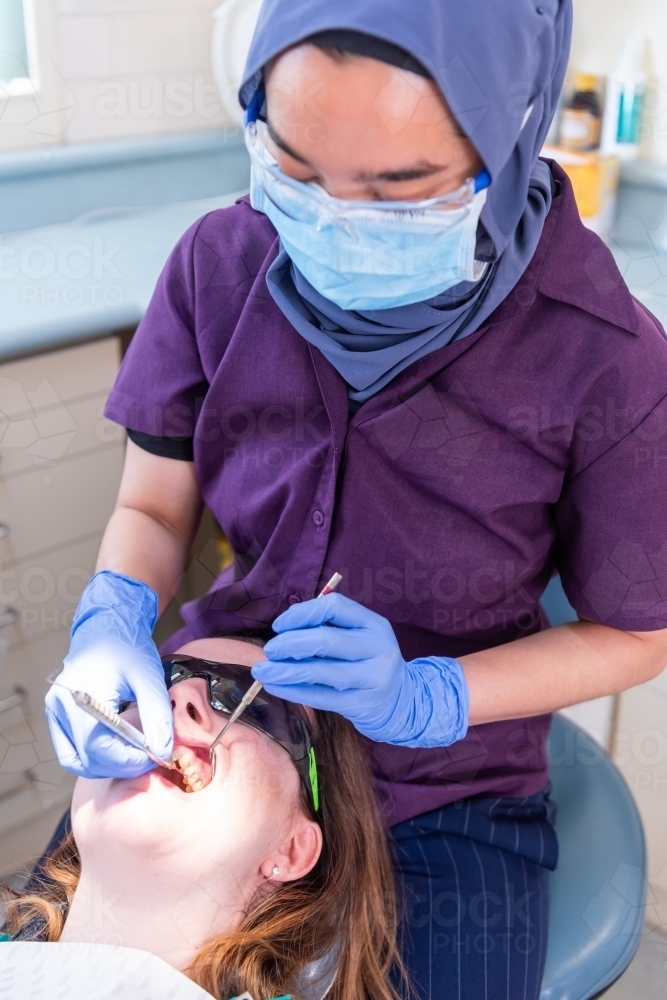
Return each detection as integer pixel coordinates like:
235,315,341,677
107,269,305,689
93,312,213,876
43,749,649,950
266,865,280,881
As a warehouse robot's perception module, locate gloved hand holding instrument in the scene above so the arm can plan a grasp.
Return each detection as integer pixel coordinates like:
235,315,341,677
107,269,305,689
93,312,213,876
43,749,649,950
47,569,469,779
45,570,173,778
253,592,470,748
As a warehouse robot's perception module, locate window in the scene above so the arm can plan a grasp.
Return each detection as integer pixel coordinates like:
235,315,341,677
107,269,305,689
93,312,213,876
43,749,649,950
0,0,34,94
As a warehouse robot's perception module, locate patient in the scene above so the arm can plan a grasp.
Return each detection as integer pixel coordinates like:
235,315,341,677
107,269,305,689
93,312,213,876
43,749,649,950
4,638,401,1000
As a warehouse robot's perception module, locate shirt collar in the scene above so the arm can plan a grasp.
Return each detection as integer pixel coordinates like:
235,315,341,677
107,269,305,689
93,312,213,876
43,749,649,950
534,160,639,336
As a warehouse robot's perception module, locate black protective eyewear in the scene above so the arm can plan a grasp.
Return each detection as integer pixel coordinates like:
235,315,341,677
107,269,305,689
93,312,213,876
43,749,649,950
161,654,319,811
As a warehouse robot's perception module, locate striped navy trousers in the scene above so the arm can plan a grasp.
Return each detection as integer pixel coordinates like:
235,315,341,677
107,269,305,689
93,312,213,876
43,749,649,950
390,788,557,1000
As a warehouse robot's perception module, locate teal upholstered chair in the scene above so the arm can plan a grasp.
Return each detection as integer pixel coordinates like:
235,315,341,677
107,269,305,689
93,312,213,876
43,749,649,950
539,577,647,1000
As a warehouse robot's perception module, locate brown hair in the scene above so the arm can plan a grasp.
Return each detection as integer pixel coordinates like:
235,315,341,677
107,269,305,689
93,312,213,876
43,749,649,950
4,711,405,1000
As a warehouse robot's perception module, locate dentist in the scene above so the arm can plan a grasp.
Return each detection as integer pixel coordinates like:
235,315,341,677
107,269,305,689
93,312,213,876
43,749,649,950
46,2,667,997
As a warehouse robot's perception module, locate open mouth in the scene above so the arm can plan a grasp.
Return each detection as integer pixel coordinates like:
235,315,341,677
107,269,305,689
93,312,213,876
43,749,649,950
160,743,214,793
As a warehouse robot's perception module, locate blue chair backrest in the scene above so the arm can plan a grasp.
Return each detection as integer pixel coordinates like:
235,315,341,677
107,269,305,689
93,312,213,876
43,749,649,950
541,715,646,1000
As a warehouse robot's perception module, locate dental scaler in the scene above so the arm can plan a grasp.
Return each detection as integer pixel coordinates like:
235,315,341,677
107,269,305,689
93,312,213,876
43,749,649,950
207,572,343,761
70,689,179,771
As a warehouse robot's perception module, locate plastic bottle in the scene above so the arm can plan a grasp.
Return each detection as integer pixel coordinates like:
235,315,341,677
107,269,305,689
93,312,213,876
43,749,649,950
559,73,603,151
601,37,646,161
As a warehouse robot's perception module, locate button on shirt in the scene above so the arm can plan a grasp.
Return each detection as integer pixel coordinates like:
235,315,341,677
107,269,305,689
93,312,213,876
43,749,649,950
105,164,667,826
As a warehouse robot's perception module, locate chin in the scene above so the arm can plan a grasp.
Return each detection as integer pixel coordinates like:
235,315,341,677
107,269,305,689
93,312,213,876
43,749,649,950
72,771,187,857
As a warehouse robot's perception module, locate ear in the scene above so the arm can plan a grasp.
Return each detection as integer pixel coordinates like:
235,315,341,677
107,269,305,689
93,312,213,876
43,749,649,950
261,816,322,883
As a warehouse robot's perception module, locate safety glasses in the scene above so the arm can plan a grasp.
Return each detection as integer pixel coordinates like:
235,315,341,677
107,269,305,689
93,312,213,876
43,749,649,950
246,118,491,217
161,654,320,812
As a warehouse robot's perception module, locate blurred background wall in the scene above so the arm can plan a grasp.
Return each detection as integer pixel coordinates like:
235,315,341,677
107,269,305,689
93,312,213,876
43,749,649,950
0,0,235,152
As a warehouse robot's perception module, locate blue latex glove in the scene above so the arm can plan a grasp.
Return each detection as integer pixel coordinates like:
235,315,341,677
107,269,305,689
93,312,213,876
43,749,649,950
45,570,173,778
252,593,469,748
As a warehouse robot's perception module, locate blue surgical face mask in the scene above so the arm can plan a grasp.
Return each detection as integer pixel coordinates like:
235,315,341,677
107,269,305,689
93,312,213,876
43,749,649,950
245,121,491,313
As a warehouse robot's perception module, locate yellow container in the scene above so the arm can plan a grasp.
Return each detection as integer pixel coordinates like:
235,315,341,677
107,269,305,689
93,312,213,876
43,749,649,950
542,145,620,238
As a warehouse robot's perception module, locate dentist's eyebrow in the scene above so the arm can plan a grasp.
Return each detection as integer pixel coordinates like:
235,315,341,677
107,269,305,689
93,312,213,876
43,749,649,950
266,118,311,165
356,162,448,183
267,118,450,184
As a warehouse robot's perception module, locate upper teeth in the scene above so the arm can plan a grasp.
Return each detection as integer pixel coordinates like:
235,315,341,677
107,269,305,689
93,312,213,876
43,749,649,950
172,747,206,792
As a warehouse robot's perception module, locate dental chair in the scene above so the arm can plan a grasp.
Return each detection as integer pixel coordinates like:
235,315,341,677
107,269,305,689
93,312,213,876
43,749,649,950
539,577,647,1000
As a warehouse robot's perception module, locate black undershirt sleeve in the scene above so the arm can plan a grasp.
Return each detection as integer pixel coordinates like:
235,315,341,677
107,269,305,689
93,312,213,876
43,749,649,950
127,428,194,461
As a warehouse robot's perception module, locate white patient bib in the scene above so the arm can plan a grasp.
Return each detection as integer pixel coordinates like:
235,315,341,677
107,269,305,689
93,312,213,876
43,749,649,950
0,942,216,999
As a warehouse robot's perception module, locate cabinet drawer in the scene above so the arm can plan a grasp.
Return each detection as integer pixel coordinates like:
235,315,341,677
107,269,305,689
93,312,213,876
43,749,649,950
0,338,120,417
0,534,101,650
0,445,124,563
0,392,124,477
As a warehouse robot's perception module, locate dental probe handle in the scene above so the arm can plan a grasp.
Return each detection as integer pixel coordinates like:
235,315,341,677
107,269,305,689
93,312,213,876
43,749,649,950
208,572,343,756
70,689,176,770
317,571,343,597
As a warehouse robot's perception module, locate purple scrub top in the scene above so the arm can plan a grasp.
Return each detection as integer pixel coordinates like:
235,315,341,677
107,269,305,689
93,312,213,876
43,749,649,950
106,164,667,827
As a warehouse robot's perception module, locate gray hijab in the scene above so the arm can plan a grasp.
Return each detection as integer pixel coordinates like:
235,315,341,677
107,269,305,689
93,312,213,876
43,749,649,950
240,1,572,404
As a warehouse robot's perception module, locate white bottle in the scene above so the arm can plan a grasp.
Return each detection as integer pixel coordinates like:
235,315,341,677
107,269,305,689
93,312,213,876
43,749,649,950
601,37,647,161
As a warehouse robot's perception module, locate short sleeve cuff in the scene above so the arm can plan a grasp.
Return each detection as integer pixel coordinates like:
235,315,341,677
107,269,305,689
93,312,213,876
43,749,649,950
127,429,194,461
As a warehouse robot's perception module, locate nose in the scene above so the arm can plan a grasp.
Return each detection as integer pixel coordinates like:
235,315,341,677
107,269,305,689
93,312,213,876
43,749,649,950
319,177,376,201
169,678,217,737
